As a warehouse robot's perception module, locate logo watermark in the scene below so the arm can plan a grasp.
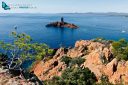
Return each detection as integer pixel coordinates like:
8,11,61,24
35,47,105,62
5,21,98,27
2,1,36,10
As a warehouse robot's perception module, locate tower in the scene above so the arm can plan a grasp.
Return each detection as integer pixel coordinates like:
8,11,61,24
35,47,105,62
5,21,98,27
61,17,64,23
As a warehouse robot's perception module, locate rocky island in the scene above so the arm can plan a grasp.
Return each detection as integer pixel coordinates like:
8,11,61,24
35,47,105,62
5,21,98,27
46,17,78,29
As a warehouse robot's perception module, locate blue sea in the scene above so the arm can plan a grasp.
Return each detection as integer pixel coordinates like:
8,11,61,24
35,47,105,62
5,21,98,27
0,13,128,48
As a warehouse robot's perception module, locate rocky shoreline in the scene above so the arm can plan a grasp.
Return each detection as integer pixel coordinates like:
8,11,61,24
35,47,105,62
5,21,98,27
1,39,128,84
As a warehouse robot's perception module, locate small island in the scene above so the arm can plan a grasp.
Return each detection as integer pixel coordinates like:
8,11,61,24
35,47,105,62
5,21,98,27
46,17,78,29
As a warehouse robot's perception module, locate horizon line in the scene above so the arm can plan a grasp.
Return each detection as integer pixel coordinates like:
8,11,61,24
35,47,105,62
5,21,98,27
1,12,128,14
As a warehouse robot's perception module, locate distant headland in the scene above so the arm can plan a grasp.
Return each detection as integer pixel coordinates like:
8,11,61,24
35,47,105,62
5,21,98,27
46,17,78,29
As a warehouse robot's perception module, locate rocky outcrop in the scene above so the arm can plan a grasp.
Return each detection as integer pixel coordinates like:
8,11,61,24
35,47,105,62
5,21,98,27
32,48,67,80
46,21,78,29
0,68,36,85
32,40,128,84
108,60,128,84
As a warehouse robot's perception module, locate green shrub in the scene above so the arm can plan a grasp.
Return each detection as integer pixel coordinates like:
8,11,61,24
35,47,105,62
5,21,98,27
44,76,65,85
61,56,85,67
70,57,85,66
61,56,72,66
96,75,113,85
44,67,97,85
112,38,128,60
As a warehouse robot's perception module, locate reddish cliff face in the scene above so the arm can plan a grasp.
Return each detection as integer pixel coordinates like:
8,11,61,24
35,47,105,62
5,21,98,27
32,40,128,84
32,48,67,80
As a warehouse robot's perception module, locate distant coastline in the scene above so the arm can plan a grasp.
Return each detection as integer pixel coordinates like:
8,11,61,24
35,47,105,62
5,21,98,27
1,12,128,17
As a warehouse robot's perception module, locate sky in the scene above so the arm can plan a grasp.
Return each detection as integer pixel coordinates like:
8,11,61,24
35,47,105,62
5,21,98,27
0,0,128,13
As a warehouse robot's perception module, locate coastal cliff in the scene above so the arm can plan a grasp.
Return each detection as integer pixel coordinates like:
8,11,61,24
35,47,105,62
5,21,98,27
32,40,128,84
1,39,128,84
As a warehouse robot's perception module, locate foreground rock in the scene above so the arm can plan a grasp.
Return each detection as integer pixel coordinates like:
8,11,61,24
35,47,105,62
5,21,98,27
32,40,128,84
0,68,36,85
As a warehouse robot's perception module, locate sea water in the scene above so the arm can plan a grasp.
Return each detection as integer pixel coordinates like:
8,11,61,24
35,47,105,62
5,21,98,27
0,13,128,48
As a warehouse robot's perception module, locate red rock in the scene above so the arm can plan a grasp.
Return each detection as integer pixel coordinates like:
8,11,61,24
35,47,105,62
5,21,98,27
32,40,128,84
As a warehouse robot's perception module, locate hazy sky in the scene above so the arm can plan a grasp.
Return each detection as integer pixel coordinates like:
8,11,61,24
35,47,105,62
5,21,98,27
1,0,128,13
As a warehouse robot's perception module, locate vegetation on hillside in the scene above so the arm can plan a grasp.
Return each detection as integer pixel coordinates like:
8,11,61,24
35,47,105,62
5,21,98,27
97,75,113,85
93,38,128,61
44,55,115,85
112,38,128,60
44,67,97,85
44,56,95,85
61,56,85,67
